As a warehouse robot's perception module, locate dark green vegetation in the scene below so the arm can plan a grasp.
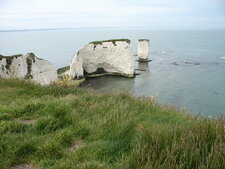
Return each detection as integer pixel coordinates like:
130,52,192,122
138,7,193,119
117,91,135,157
57,66,70,76
0,54,23,60
139,39,149,41
0,78,224,169
90,39,131,45
25,53,36,79
0,54,23,70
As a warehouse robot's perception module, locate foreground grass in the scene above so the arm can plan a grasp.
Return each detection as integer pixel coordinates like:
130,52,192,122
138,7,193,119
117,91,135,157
0,78,224,169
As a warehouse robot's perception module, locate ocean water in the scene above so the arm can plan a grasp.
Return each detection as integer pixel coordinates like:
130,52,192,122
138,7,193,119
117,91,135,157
0,29,225,117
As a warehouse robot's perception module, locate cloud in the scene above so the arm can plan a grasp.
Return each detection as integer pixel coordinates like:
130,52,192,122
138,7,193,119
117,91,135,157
0,0,225,29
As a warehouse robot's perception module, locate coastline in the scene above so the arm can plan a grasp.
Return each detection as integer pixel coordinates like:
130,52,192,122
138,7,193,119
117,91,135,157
1,29,225,116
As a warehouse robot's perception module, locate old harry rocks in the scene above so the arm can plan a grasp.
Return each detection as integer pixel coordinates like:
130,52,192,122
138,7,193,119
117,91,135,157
69,39,135,79
138,39,150,61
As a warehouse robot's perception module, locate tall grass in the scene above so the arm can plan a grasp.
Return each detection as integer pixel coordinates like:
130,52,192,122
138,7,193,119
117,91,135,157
0,78,224,169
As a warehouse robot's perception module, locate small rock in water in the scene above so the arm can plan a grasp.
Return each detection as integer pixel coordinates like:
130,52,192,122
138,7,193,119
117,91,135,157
171,62,179,66
184,61,200,65
170,61,201,66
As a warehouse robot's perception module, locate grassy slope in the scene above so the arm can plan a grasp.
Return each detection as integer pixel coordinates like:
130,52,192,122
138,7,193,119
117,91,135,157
0,78,224,169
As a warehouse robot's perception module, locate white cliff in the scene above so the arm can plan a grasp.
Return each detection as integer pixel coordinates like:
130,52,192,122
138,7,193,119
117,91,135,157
69,39,134,79
138,39,150,61
0,53,57,85
69,52,84,79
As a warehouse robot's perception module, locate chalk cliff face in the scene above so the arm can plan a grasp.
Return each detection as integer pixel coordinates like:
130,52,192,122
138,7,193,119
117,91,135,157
69,52,84,79
0,53,57,85
138,39,150,61
69,39,134,79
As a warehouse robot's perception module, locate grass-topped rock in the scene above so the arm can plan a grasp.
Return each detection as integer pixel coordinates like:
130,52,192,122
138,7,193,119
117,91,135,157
139,39,150,41
69,39,134,79
138,39,150,62
90,39,131,45
0,53,57,85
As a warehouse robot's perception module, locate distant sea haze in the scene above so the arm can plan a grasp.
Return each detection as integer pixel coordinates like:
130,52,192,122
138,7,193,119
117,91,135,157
0,27,119,32
0,29,225,117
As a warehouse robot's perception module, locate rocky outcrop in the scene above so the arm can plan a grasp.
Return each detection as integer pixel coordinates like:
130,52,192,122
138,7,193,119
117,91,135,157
69,52,84,79
69,39,134,79
0,53,57,85
138,39,150,61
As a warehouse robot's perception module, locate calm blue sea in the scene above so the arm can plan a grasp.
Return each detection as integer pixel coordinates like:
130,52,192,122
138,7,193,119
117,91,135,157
0,28,225,117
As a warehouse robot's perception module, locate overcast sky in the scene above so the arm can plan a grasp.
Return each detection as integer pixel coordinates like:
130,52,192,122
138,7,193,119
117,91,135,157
0,0,225,30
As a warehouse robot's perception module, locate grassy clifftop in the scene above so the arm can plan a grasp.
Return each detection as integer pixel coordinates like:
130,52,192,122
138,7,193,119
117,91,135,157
0,78,224,169
90,39,131,45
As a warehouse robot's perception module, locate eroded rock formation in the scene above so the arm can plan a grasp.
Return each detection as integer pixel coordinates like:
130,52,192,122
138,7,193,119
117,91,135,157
69,39,134,79
0,53,57,85
138,39,150,61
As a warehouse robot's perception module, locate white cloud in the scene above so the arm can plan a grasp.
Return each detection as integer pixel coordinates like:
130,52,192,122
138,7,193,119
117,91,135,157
0,0,224,29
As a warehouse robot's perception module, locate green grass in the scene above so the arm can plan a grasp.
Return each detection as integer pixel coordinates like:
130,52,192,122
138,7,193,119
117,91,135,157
139,39,149,41
0,78,224,169
90,39,131,45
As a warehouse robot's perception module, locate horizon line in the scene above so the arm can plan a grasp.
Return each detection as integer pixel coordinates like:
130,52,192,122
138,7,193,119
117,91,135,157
1,27,225,32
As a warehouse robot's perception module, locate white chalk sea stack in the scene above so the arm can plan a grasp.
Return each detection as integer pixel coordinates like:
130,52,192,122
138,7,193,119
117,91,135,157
0,53,57,85
69,39,134,79
138,39,150,61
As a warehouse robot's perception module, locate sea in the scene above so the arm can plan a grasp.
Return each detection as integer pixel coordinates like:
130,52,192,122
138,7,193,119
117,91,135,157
0,28,225,117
